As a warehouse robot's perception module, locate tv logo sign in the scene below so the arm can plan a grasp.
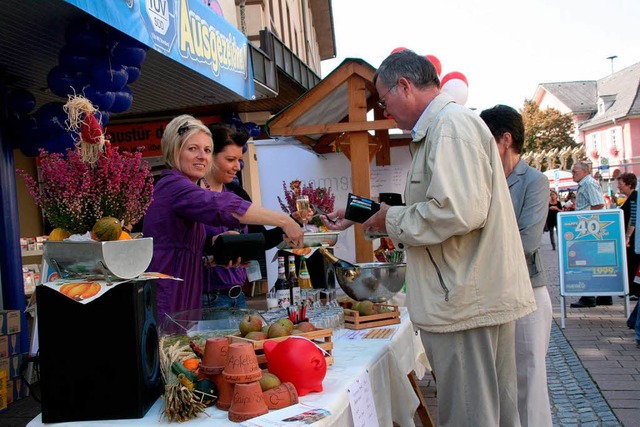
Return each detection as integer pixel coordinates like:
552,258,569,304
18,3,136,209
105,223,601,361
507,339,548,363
141,0,176,53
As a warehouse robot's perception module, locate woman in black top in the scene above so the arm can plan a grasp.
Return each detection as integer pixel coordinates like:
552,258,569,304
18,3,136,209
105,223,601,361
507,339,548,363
546,190,563,250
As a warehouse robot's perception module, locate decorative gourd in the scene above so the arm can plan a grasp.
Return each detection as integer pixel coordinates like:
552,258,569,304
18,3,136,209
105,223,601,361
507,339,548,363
48,228,71,241
91,217,122,241
59,282,101,300
118,230,132,240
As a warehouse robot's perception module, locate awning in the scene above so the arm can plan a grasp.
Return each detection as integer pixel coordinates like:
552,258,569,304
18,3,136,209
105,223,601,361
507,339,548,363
544,169,579,191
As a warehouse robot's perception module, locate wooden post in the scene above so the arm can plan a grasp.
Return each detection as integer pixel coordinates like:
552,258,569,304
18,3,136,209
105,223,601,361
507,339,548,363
348,77,373,262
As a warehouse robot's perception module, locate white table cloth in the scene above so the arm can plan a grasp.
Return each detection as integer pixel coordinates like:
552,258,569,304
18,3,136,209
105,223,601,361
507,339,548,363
28,308,429,427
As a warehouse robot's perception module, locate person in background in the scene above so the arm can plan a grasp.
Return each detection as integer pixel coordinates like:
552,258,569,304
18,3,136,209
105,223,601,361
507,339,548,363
547,190,563,250
322,50,535,427
563,192,576,211
617,173,640,300
480,104,553,427
199,123,310,308
143,115,304,320
570,161,607,308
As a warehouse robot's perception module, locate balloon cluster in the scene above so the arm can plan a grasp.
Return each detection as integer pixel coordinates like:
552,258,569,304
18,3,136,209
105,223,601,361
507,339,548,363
389,48,469,105
8,17,148,157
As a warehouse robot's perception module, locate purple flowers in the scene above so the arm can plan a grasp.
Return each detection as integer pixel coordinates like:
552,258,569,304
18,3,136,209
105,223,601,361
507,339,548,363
278,180,335,226
18,147,154,234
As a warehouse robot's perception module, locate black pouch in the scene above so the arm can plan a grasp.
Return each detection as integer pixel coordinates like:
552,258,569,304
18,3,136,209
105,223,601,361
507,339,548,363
344,193,381,223
209,233,266,264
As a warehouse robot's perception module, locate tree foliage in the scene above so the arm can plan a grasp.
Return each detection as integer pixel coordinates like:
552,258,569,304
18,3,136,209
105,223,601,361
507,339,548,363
521,100,576,153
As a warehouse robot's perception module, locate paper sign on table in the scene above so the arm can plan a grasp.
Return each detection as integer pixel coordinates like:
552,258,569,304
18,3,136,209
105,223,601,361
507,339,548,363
339,325,399,341
241,403,330,426
347,369,379,427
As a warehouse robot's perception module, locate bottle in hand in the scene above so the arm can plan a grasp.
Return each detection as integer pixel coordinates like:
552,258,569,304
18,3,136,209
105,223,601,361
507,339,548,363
288,255,301,306
274,256,291,308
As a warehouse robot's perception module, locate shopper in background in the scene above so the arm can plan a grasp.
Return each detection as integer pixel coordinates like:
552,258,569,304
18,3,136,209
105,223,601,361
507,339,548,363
617,173,640,299
547,190,563,250
570,161,607,308
143,115,304,320
322,50,536,427
481,104,553,427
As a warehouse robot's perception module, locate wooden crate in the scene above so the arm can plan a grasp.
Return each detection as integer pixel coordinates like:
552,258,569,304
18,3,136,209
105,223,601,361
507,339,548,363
228,328,334,367
344,304,400,330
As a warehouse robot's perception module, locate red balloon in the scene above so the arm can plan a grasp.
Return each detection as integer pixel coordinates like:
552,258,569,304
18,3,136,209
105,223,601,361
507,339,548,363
440,71,468,87
391,47,407,54
425,55,442,76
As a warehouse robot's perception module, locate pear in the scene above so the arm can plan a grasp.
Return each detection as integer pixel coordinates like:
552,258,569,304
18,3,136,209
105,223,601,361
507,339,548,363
259,372,281,391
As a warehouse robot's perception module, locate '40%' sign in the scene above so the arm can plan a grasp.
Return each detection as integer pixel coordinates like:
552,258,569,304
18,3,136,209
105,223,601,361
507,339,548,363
557,209,627,296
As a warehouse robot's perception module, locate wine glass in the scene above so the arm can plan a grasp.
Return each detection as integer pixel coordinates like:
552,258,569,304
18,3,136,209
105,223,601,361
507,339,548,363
296,195,310,231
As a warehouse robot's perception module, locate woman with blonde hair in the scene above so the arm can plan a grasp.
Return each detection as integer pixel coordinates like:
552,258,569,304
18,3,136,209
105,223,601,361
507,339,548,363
143,115,304,320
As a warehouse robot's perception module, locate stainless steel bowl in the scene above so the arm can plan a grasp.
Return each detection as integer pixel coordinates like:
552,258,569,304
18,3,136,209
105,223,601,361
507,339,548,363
335,262,406,302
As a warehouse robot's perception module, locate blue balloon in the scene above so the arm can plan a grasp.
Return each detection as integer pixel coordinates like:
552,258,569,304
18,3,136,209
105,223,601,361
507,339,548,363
8,89,36,114
47,66,88,98
95,111,110,127
58,44,94,73
244,122,262,138
91,59,128,92
110,86,134,114
43,132,76,155
242,143,248,154
111,44,147,66
19,139,43,158
83,86,116,111
65,19,107,54
125,65,141,84
239,158,245,170
35,102,68,139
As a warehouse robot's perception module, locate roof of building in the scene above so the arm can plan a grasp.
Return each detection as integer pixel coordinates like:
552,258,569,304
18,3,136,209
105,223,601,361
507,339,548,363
536,62,640,130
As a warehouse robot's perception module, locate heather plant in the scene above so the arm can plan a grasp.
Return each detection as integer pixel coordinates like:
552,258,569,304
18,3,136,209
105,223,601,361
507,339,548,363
278,179,335,226
18,147,154,235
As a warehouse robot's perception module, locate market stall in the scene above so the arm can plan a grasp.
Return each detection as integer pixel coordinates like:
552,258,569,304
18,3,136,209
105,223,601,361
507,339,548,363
28,308,430,426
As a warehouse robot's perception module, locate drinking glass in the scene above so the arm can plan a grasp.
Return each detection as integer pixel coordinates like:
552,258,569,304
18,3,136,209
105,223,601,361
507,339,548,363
296,195,310,230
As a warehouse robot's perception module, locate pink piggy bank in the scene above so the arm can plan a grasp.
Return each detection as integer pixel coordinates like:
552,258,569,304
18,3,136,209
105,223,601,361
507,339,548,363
263,337,327,396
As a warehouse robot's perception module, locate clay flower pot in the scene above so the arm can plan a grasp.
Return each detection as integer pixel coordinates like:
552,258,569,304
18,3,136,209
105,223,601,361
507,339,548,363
212,373,235,411
262,382,299,410
228,381,269,422
199,337,229,375
222,342,262,384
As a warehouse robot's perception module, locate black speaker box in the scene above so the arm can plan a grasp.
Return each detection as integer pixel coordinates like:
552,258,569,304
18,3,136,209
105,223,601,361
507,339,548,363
36,280,163,423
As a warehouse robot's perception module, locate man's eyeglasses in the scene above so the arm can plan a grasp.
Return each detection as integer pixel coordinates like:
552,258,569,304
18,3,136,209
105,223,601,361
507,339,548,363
376,82,398,110
177,122,190,136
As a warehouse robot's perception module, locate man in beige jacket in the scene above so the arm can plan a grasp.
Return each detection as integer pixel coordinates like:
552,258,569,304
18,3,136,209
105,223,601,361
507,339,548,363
322,50,536,426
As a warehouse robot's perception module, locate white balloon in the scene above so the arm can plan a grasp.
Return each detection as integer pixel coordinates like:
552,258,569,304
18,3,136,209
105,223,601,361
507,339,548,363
441,79,469,105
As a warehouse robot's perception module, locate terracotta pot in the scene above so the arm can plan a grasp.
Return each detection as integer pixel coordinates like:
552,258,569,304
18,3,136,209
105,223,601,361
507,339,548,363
199,337,229,375
212,373,235,411
228,381,268,422
262,382,299,410
222,342,262,383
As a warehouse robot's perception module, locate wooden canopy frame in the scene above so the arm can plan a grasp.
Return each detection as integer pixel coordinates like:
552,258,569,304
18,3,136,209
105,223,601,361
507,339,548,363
267,58,400,262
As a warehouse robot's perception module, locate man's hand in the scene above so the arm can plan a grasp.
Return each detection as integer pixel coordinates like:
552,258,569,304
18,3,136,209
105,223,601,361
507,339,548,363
320,208,353,231
363,203,390,235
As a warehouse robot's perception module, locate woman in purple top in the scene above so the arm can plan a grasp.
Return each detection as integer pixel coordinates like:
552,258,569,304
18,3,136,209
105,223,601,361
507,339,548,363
143,115,304,321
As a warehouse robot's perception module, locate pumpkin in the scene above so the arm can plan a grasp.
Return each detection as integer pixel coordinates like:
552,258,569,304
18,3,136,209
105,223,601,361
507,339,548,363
59,282,101,300
48,228,71,241
91,217,122,241
118,231,132,240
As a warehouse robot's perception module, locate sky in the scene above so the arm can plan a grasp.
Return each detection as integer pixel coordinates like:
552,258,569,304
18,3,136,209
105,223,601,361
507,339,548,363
320,0,640,113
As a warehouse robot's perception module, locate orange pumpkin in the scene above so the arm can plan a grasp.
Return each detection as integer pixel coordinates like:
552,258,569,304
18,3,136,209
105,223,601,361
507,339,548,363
182,358,200,372
118,231,132,240
59,282,101,300
48,228,71,241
